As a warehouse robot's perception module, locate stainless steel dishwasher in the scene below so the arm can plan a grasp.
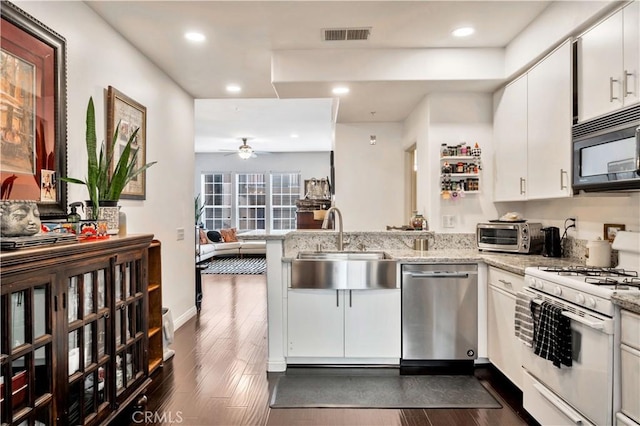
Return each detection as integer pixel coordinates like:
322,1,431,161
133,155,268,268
401,263,478,372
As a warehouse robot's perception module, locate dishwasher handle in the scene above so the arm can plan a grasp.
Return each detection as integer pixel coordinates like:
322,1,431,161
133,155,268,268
406,271,474,279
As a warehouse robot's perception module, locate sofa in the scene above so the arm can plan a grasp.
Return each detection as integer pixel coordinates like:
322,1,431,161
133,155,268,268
196,228,266,263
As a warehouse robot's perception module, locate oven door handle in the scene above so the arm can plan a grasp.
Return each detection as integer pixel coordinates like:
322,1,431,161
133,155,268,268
533,382,586,425
561,311,613,334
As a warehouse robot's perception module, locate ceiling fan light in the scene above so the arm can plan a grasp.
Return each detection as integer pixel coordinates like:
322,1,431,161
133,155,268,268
238,144,253,159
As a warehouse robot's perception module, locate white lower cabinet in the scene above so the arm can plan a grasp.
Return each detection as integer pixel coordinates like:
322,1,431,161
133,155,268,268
618,310,640,425
287,288,401,360
487,267,525,389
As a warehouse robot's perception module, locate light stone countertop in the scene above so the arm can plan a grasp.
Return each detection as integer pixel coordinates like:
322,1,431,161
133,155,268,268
283,248,583,276
611,294,640,315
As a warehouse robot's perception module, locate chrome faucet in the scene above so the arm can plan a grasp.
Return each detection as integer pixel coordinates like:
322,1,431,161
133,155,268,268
321,206,344,251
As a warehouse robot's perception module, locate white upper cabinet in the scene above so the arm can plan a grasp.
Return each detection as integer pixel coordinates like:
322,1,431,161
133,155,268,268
624,1,640,107
578,1,640,122
527,41,573,199
493,75,528,201
493,40,573,201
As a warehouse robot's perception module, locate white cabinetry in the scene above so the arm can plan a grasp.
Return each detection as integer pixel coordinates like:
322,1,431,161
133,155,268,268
493,75,528,201
527,40,573,199
493,40,573,201
578,1,640,122
487,267,525,389
287,289,401,360
618,309,640,425
287,289,343,357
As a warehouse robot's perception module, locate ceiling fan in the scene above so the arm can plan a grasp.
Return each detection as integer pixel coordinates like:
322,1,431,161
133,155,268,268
237,138,254,159
218,137,257,158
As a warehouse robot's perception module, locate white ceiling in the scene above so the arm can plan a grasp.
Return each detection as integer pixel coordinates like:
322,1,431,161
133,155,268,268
87,1,552,153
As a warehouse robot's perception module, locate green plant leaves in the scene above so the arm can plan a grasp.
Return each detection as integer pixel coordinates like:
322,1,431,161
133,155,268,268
61,97,157,218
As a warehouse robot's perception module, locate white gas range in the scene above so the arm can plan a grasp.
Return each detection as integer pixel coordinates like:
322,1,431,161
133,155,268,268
522,231,640,426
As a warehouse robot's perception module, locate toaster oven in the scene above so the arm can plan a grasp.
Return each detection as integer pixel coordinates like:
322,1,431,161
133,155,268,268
476,222,544,254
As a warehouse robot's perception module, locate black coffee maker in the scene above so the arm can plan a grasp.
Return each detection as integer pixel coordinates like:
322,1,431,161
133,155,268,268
542,227,562,257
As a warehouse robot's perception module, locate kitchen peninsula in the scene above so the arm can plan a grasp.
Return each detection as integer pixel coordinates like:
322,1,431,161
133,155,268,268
264,229,581,372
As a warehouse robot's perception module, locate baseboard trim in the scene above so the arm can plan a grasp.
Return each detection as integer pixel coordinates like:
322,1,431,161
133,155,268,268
267,359,287,372
174,306,197,330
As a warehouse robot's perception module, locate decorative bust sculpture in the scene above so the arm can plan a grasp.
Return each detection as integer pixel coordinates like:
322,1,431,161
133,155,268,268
0,200,41,237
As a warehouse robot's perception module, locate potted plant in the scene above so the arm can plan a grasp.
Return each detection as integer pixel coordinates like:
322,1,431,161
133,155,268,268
62,97,157,225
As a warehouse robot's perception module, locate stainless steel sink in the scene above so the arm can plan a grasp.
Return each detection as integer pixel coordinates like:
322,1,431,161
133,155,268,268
291,251,397,290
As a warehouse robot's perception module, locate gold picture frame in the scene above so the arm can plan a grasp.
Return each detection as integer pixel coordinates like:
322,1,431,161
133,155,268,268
603,223,625,243
106,86,147,200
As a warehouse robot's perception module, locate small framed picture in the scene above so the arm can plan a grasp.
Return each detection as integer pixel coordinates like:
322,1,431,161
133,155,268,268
603,223,625,243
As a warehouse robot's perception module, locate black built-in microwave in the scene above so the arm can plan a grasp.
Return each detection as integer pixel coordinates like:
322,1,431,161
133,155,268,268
572,104,640,193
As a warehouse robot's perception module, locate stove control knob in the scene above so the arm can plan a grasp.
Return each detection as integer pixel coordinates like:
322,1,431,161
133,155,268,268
586,297,597,308
554,286,562,296
576,294,585,304
536,280,544,290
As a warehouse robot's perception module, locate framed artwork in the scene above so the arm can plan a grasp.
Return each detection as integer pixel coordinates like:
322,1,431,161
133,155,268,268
106,86,147,200
603,223,625,243
0,1,67,218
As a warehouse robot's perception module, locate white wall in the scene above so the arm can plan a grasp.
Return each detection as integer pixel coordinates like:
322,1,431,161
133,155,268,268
334,123,404,230
523,194,640,241
402,93,499,233
17,1,197,327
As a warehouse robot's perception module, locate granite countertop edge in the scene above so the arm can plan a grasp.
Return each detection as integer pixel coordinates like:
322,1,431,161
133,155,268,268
399,251,640,313
611,294,640,315
282,249,582,276
280,247,640,313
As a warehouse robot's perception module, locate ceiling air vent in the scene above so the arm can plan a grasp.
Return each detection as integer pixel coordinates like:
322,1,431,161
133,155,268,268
323,27,371,42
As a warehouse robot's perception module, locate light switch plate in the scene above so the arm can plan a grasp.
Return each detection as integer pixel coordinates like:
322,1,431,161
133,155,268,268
176,227,185,240
442,215,456,228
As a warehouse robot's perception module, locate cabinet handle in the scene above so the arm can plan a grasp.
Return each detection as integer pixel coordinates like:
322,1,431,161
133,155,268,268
54,295,58,312
560,169,568,190
63,292,67,309
336,290,339,307
624,70,634,97
349,290,352,308
498,279,512,288
519,177,526,195
610,77,619,101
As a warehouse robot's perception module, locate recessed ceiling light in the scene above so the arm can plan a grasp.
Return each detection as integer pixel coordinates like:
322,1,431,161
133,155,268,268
226,84,242,93
332,86,350,95
290,133,299,138
184,32,206,42
452,27,475,37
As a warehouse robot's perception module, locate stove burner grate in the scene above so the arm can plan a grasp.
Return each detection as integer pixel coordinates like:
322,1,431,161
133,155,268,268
540,266,638,278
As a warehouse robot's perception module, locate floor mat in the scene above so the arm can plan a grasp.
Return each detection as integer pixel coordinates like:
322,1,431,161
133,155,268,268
202,257,266,275
269,373,502,409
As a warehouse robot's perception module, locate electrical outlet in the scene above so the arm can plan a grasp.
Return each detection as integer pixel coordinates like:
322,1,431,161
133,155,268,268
176,227,185,241
572,217,578,233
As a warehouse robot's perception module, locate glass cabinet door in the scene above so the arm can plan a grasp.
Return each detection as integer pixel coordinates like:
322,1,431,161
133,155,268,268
64,264,111,425
113,254,147,402
1,280,54,426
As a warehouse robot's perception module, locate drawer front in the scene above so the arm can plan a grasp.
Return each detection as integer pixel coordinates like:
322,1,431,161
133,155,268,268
621,310,640,349
488,267,525,294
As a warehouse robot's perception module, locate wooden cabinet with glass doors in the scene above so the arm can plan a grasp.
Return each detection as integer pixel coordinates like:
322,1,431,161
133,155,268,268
0,234,153,426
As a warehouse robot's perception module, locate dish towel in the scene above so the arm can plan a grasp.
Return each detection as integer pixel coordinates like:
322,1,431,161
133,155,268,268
514,292,534,347
533,301,572,368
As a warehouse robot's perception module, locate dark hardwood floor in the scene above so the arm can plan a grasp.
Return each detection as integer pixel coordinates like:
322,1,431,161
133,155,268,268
116,273,536,425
